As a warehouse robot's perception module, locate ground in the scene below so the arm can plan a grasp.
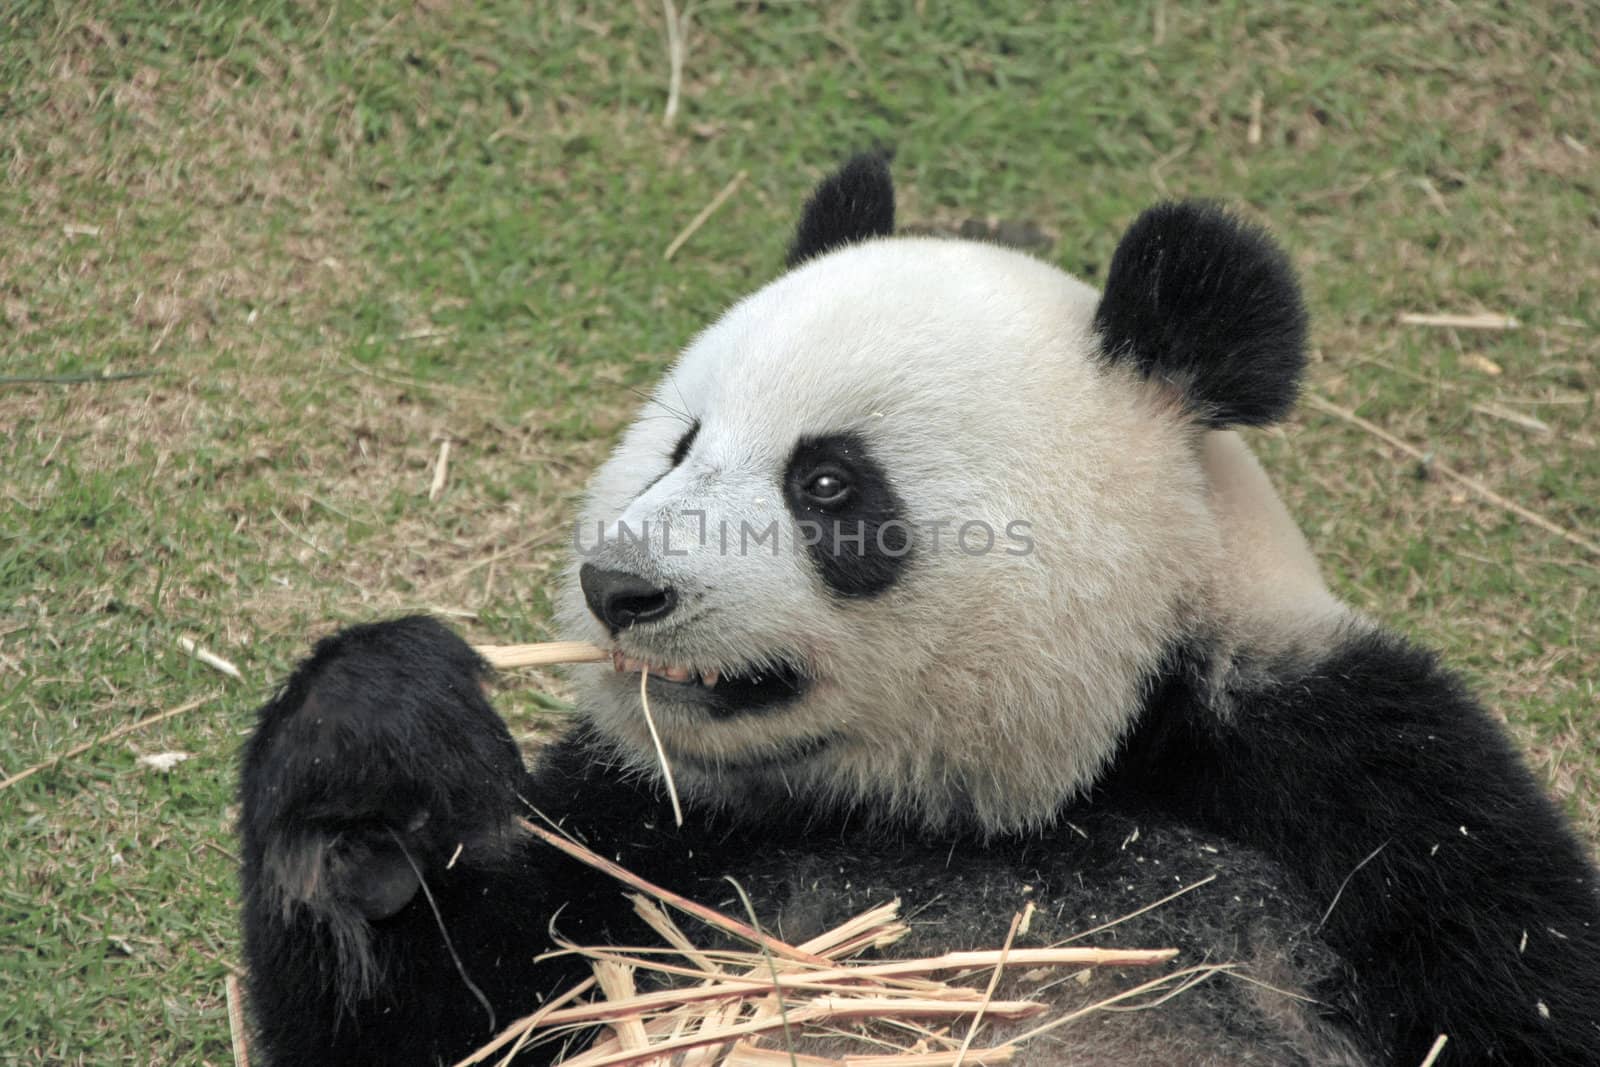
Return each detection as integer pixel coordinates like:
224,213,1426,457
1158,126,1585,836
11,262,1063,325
0,2,1596,1062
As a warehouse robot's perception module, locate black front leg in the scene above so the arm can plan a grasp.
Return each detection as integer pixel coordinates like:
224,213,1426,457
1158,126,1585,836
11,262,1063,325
238,618,653,1066
1127,629,1600,1065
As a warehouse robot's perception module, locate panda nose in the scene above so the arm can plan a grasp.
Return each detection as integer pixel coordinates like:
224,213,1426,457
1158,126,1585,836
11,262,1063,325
579,564,678,633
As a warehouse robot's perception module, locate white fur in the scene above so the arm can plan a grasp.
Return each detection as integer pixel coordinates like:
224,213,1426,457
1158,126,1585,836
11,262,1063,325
1202,430,1349,648
559,237,1342,832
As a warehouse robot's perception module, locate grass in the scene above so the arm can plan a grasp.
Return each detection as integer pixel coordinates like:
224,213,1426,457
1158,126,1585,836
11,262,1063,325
1,0,1596,1060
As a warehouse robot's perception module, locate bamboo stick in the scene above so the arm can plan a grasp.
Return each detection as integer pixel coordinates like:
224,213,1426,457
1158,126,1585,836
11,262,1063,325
476,641,608,669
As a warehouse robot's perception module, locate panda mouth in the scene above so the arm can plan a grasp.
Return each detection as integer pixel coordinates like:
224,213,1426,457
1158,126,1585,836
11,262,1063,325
610,651,808,717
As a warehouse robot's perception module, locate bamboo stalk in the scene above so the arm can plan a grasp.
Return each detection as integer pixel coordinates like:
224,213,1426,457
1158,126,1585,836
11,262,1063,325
225,973,252,1067
1418,1034,1449,1067
632,894,724,975
530,942,1180,1030
451,976,597,1067
559,998,1043,1067
951,911,1023,1067
813,998,1043,1022
798,900,907,957
724,1042,841,1067
476,641,608,669
471,823,1195,1067
845,1050,1016,1067
518,817,831,966
594,961,652,1052
1397,311,1519,330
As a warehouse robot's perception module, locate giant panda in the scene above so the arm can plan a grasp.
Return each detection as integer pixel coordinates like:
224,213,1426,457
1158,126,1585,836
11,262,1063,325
238,154,1600,1066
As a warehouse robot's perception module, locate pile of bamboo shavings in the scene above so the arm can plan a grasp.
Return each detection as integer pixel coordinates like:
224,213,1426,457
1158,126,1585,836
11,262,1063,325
455,816,1196,1067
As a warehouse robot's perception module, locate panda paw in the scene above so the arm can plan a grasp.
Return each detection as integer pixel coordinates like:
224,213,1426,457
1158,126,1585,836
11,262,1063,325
239,616,527,923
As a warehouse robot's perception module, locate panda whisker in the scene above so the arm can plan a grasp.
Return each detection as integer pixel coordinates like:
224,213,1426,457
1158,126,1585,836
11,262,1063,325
630,385,694,428
669,379,696,427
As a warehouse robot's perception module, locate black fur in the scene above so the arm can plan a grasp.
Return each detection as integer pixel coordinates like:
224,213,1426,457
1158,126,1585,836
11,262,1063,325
1106,632,1600,1063
668,419,700,467
786,151,895,267
239,618,1600,1066
238,617,528,1056
1093,202,1307,427
783,432,911,598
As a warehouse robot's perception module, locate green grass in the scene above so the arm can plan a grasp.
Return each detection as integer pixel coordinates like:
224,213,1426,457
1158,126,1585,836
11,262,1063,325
2,1,1596,1060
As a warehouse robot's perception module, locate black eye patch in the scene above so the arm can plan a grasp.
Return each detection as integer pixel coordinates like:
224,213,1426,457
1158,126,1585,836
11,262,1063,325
783,433,910,599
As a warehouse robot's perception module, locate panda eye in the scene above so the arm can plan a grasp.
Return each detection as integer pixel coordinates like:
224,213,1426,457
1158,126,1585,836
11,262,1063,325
802,467,852,508
669,420,700,468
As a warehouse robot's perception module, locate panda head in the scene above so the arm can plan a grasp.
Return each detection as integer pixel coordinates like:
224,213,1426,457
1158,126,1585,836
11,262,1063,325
558,153,1313,832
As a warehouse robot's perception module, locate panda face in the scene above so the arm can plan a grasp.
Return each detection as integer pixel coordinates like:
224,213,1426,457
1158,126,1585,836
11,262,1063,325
557,236,1227,831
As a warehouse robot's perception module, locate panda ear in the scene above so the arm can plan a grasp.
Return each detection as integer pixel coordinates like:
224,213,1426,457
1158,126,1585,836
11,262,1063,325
1092,201,1308,428
787,151,896,268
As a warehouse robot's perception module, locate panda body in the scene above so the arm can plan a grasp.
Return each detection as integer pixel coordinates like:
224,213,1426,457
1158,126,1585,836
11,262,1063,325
238,156,1600,1066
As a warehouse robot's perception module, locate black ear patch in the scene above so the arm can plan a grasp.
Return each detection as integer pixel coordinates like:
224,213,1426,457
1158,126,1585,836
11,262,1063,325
1093,202,1307,427
787,152,896,268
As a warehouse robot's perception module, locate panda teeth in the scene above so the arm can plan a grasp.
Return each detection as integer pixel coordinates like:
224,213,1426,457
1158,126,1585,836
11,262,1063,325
611,652,717,687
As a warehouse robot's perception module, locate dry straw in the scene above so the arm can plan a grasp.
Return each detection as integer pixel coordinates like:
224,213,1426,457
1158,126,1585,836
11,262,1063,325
469,647,1213,1067
0,692,217,793
1305,394,1600,559
453,815,1190,1067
